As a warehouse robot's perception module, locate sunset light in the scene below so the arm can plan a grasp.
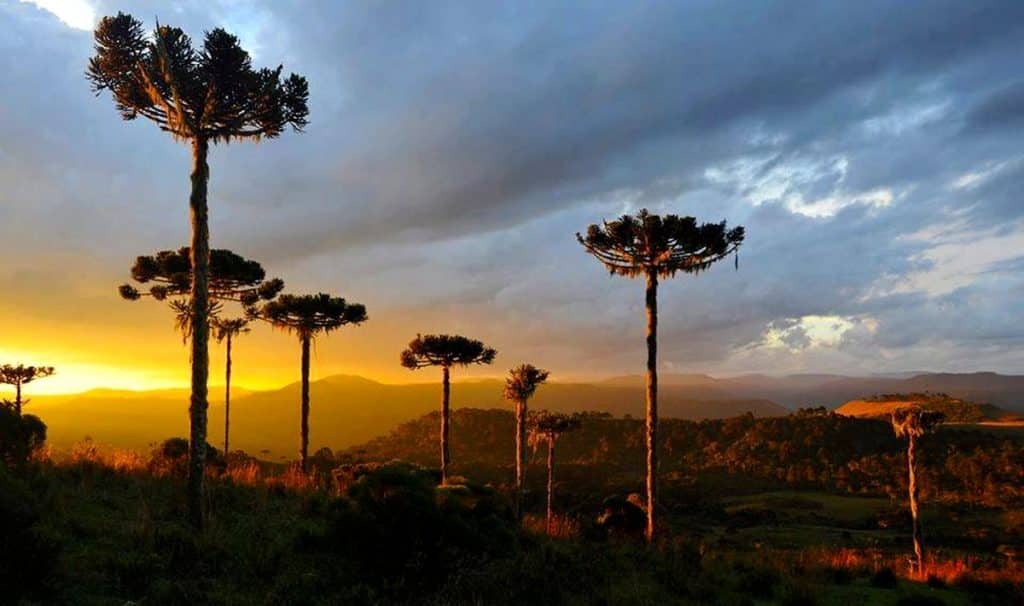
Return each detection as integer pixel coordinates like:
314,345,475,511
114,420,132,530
2,3,1022,603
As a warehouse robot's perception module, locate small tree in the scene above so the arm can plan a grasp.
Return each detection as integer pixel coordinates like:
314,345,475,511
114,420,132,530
250,294,367,471
503,364,550,519
529,411,582,536
400,334,497,485
891,406,944,576
0,365,56,416
89,12,308,528
211,317,250,455
578,208,743,542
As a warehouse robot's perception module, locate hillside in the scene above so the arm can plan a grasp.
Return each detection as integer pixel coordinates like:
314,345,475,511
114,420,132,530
348,407,1024,507
26,375,786,458
835,393,1014,423
590,372,1024,411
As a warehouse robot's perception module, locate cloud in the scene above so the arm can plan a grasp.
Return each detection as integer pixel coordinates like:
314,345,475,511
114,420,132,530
1,0,1024,388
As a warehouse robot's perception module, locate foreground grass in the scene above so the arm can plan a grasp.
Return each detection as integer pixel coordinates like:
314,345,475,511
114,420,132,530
3,455,1021,606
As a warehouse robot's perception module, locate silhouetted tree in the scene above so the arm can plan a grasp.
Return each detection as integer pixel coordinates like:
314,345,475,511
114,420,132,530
119,247,282,338
400,334,497,485
578,208,744,542
0,365,55,416
891,406,944,576
89,12,308,528
529,411,582,535
503,363,550,519
211,317,250,455
250,294,367,471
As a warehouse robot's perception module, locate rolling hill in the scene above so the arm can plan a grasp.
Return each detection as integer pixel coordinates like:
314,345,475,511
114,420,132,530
26,374,787,458
834,393,1015,423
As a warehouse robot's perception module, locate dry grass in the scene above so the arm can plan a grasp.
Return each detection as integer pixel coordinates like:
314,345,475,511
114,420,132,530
795,546,1022,584
522,512,581,539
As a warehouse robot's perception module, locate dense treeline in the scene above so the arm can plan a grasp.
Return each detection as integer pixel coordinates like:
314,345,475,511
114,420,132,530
350,409,1024,508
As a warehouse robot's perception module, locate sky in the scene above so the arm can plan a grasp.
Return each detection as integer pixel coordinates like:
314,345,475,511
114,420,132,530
2,0,1023,394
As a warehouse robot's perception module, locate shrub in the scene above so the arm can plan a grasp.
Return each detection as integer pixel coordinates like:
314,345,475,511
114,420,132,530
149,438,225,478
0,407,46,466
304,461,516,598
871,567,899,588
0,468,61,599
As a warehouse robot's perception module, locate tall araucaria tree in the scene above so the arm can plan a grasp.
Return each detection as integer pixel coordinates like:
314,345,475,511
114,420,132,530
504,363,550,520
250,294,367,472
119,247,283,340
211,317,250,456
891,406,944,577
400,334,497,485
0,365,55,416
578,208,744,542
529,411,582,536
89,11,308,528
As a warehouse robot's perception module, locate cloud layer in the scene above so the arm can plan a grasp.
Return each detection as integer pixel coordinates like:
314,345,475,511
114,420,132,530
2,1,1023,391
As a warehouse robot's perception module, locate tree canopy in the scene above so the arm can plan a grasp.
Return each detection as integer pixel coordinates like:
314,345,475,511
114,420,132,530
891,406,945,439
0,365,55,390
251,293,368,339
400,334,497,370
118,247,283,305
529,411,583,444
577,208,745,278
503,364,550,402
87,12,308,143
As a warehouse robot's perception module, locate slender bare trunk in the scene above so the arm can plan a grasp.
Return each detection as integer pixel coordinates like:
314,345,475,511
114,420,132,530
515,398,527,520
224,333,232,455
644,270,658,543
187,138,210,531
441,365,451,485
908,434,923,575
300,334,311,472
14,381,21,416
546,437,555,536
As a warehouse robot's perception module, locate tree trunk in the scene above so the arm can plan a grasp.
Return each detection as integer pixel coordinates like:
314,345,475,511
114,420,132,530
187,138,211,531
546,437,555,536
908,434,923,575
14,381,21,416
515,398,527,520
644,270,658,543
224,333,232,456
440,365,451,485
300,334,311,472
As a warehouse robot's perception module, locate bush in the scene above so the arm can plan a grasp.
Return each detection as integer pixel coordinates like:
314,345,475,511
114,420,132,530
871,567,899,588
0,468,61,599
0,407,46,466
303,461,516,598
149,438,225,477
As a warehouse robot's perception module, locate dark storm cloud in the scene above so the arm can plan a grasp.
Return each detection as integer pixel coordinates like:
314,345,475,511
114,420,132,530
3,0,1024,376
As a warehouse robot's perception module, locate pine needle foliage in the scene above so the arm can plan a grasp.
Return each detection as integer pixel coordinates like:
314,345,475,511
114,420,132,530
87,12,309,143
119,247,284,305
576,208,744,277
400,335,497,370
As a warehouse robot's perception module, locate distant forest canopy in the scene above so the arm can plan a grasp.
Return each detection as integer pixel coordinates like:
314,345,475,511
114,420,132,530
346,408,1024,509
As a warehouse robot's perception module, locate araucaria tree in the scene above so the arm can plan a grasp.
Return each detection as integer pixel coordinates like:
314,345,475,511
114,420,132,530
891,406,945,576
529,411,582,536
119,247,283,341
578,208,744,542
89,13,308,528
250,294,367,471
400,334,497,485
504,364,550,519
211,317,250,455
0,365,55,416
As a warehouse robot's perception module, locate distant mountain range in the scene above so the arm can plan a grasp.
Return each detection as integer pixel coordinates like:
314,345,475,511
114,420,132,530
21,371,1024,458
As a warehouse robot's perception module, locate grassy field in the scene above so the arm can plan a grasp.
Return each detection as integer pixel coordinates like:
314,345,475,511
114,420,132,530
3,449,1021,606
